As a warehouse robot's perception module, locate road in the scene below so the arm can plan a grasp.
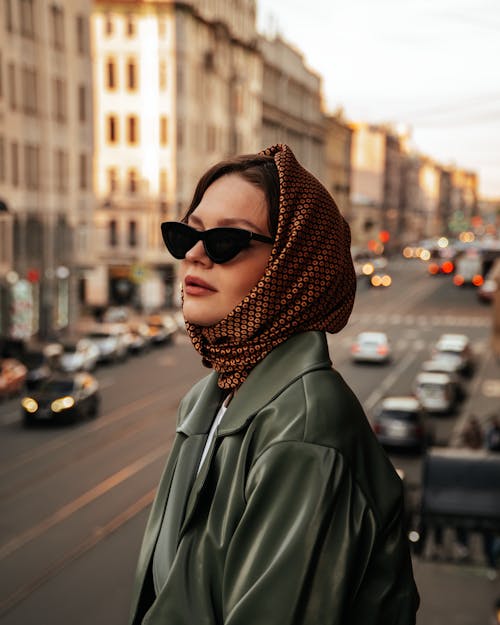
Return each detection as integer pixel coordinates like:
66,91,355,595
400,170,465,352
0,258,498,625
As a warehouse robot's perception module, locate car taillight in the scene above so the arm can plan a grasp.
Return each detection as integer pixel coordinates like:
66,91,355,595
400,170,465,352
453,275,465,286
442,261,454,274
351,344,360,353
472,274,484,286
373,422,382,433
376,345,388,355
428,263,439,275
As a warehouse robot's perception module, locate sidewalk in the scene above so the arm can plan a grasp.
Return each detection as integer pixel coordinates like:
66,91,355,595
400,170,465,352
451,341,500,446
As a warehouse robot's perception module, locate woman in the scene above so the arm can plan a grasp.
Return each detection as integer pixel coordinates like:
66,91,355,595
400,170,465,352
129,144,419,624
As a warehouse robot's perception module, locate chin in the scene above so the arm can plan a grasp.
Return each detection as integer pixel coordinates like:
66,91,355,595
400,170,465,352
183,304,224,327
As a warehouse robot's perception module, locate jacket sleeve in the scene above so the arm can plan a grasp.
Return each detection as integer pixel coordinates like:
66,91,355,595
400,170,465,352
222,441,418,625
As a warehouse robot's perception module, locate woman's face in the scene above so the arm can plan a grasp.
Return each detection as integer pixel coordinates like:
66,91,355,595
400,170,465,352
180,173,273,326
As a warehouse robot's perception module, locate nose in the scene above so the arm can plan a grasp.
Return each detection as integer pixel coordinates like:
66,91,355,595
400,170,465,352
184,240,212,265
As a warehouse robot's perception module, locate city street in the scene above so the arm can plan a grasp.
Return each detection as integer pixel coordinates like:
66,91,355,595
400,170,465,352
0,258,499,625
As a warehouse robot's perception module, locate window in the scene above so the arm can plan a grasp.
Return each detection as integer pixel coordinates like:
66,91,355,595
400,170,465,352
22,66,37,115
10,142,18,186
78,84,86,122
8,63,16,110
160,116,168,146
106,58,116,90
5,0,13,32
126,14,135,36
53,78,67,122
127,169,138,194
104,13,113,36
20,0,34,38
50,4,65,49
24,143,39,190
55,148,68,193
76,15,87,55
126,58,137,91
159,60,167,90
109,220,117,246
128,220,137,247
107,115,118,143
159,169,168,193
0,136,5,182
127,115,138,144
79,153,88,190
107,167,117,193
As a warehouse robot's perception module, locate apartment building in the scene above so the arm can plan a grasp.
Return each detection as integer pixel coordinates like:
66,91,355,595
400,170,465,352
259,35,324,179
91,0,262,311
0,0,94,341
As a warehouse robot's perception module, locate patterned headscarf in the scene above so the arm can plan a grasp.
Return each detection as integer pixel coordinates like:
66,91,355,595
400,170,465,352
186,143,356,390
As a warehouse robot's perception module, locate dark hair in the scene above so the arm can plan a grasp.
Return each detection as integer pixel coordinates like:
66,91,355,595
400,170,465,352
182,155,280,238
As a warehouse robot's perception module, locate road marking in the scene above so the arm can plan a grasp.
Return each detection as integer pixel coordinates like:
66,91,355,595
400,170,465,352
363,350,418,412
0,488,156,617
0,444,168,562
0,387,173,478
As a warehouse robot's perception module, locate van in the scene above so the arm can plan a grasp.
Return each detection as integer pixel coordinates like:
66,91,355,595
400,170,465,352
414,371,457,414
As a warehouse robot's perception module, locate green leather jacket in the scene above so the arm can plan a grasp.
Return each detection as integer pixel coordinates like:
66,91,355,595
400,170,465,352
130,331,419,624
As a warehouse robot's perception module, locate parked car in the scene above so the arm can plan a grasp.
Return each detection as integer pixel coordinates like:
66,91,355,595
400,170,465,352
351,331,391,364
432,333,474,376
59,339,100,373
0,358,27,399
145,314,177,345
371,396,434,452
125,323,151,354
21,372,100,425
413,371,458,415
85,325,129,363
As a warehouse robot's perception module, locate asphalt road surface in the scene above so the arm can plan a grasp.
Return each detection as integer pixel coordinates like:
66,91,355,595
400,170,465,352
0,258,498,625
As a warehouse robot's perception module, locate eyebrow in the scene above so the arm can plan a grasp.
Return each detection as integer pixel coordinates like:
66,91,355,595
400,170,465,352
188,214,268,235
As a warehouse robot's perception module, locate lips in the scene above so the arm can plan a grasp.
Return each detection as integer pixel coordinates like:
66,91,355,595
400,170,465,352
184,275,217,295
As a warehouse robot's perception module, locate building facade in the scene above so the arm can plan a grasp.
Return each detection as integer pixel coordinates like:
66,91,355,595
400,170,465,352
259,35,324,179
91,0,262,311
323,112,352,225
0,0,94,341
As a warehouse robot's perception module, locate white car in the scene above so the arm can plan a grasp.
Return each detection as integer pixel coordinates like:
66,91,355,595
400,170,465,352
432,333,474,376
420,359,466,401
59,339,100,373
86,325,129,363
413,371,458,414
351,332,391,363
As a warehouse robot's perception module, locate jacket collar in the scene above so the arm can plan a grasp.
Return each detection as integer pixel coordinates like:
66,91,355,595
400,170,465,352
177,331,332,436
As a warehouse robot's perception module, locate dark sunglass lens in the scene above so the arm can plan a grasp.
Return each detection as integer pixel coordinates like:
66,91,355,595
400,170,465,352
162,223,198,259
205,229,250,263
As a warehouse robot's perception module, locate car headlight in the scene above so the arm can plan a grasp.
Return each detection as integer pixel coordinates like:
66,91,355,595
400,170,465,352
51,396,75,412
22,397,38,413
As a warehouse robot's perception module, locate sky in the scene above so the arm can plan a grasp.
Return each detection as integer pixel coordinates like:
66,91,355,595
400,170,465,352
257,0,500,198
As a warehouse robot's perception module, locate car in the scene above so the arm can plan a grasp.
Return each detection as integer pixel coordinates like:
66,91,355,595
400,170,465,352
101,306,130,323
125,323,151,354
0,358,27,399
85,325,129,363
477,273,497,303
432,333,474,376
351,331,391,364
370,272,392,288
413,371,458,414
21,372,100,425
420,359,466,401
145,314,177,345
371,396,434,451
59,338,100,373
